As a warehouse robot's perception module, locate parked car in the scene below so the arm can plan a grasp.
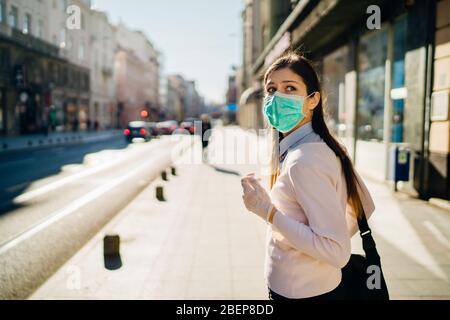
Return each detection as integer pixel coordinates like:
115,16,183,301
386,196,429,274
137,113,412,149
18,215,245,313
123,121,151,142
179,117,200,135
146,122,159,137
157,120,178,135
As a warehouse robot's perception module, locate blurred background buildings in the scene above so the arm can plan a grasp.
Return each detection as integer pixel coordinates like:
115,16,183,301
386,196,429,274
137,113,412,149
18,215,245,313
0,0,208,137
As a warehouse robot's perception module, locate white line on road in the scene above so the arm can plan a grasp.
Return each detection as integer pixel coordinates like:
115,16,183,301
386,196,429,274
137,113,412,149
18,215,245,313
12,139,168,204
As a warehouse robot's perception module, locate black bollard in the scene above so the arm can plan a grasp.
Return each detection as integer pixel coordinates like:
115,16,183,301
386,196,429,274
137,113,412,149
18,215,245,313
103,234,120,256
161,171,168,181
171,167,177,176
156,186,165,201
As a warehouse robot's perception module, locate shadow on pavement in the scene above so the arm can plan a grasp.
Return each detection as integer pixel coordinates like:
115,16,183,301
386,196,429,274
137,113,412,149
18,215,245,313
207,164,241,177
104,254,123,270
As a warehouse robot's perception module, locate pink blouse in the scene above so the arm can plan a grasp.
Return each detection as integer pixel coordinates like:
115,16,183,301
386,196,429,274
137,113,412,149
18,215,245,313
266,142,376,298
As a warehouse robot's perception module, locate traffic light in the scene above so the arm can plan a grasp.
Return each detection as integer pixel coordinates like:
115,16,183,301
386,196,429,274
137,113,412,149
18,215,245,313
140,110,149,119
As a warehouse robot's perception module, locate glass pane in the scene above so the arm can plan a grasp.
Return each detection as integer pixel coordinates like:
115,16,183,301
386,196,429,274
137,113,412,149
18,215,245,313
391,15,407,143
357,29,388,142
0,1,4,23
322,46,349,136
0,90,3,131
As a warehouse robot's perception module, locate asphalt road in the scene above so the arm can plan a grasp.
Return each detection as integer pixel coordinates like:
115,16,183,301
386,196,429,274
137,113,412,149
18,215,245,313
0,134,192,299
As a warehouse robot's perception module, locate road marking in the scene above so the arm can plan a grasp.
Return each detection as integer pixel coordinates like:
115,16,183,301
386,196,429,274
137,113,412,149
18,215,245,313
0,152,171,255
12,139,169,204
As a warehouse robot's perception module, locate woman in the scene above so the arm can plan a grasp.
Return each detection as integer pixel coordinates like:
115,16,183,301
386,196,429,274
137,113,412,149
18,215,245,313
241,52,376,300
200,114,212,149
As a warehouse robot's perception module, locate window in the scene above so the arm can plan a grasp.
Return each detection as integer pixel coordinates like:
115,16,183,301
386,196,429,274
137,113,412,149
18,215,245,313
23,13,31,34
36,19,44,38
79,43,85,61
357,29,388,142
67,36,72,50
322,46,349,136
0,0,5,24
391,16,407,143
9,6,19,29
61,0,68,12
60,29,66,48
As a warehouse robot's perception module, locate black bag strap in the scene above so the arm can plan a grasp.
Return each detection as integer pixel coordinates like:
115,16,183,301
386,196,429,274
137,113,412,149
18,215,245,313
356,210,380,260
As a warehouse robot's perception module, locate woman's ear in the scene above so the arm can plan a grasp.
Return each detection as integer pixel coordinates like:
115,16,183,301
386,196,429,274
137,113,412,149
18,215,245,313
307,92,321,111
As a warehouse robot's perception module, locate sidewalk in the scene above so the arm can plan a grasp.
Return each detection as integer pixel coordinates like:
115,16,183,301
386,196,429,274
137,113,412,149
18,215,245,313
0,130,123,153
30,127,267,299
30,127,450,300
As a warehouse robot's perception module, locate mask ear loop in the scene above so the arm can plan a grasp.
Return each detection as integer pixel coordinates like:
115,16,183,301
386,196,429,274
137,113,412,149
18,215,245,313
305,91,317,116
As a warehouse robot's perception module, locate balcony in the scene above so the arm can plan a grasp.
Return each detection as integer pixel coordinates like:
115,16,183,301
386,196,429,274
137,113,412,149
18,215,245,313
0,23,59,58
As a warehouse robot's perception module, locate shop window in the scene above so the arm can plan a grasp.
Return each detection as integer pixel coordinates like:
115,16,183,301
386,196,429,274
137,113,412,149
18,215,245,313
322,46,349,136
357,29,388,142
391,15,407,143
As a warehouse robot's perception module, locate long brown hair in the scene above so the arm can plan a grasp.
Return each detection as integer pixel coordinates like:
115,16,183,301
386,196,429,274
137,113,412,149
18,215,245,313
264,51,364,219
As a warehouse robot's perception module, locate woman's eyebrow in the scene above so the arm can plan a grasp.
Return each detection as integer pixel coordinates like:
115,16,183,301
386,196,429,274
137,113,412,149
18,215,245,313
266,80,299,85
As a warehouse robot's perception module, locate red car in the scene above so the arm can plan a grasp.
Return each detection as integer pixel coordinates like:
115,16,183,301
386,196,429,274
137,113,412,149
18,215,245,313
156,120,178,135
179,118,200,135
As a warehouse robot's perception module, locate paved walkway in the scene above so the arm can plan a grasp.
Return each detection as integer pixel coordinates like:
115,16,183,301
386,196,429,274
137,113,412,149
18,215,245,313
30,127,450,300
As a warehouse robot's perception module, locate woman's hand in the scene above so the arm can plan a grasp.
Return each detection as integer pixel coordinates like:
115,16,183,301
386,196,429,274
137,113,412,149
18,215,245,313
241,174,274,221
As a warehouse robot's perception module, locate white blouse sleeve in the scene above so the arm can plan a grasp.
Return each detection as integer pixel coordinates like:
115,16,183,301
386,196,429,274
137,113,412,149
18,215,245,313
272,160,351,269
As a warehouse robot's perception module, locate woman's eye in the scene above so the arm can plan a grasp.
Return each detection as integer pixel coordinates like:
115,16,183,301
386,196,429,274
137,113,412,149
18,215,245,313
266,87,276,94
286,86,296,92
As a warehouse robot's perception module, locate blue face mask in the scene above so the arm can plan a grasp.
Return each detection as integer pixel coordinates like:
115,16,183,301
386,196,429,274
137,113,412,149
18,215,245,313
263,91,313,133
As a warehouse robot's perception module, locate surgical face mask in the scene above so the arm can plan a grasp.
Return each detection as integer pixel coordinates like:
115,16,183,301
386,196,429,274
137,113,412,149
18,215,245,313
263,91,314,133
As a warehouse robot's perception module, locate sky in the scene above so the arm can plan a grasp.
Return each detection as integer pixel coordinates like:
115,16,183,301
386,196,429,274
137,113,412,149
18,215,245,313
93,0,243,105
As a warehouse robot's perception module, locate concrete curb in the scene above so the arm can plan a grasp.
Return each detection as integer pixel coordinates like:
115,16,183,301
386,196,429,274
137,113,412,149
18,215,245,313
0,131,123,154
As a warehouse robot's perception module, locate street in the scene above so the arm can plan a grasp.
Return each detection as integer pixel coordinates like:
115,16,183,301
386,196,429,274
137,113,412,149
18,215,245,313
0,133,193,299
0,135,128,243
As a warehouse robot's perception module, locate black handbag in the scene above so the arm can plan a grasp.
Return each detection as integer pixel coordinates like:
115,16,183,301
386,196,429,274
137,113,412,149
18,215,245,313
341,211,390,300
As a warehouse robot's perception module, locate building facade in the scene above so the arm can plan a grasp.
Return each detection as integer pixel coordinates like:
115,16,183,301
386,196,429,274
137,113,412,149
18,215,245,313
184,80,203,119
1,0,162,135
239,0,449,201
114,22,160,126
0,0,90,135
89,9,116,130
166,74,186,122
